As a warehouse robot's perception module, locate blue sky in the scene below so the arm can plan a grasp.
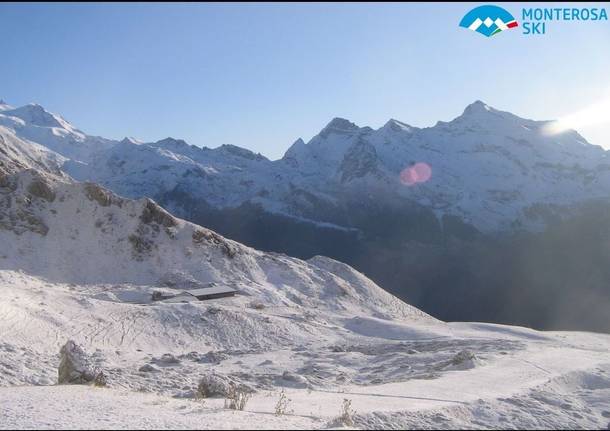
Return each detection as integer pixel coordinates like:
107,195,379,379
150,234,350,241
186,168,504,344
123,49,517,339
1,2,609,159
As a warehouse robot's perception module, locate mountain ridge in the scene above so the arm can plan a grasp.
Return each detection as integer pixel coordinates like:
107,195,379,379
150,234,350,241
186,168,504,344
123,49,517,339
2,97,609,234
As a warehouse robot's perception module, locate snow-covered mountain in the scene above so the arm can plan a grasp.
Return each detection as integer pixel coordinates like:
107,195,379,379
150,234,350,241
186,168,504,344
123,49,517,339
42,100,607,233
0,102,116,163
286,101,610,231
4,99,609,233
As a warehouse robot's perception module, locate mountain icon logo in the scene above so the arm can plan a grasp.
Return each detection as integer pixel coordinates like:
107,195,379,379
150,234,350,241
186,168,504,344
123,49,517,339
460,5,519,37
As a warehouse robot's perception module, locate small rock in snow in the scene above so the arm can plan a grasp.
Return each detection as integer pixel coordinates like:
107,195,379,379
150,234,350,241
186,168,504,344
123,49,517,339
155,354,181,365
138,364,159,373
197,373,233,398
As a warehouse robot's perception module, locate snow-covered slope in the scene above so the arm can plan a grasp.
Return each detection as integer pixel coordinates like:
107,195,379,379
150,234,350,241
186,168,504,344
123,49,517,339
0,103,116,163
0,126,65,176
0,167,425,321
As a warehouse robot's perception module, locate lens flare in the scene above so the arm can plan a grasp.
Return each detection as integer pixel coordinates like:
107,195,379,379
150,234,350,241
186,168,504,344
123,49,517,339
400,162,432,186
543,94,610,136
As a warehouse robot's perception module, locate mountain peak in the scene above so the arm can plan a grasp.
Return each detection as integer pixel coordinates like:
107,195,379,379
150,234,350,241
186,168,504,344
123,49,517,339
4,103,73,130
462,100,494,115
282,138,306,162
26,102,44,109
23,103,54,116
154,137,189,148
321,117,360,134
382,118,415,133
441,100,513,126
120,137,142,145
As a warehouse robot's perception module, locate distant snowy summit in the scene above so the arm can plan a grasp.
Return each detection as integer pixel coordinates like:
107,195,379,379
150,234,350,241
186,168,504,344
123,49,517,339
1,98,609,233
0,102,116,163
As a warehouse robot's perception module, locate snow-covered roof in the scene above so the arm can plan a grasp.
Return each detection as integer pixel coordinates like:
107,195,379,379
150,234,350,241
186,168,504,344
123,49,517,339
160,287,237,303
188,286,237,297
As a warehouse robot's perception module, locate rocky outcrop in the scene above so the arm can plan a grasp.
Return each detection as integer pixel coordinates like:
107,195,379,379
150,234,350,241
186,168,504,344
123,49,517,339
197,373,234,398
197,373,254,398
57,340,96,384
27,178,56,202
339,139,379,183
84,182,118,207
192,228,238,258
141,199,177,228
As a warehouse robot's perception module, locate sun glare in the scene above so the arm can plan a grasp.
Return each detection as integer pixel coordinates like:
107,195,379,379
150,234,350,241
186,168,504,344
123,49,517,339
543,94,610,136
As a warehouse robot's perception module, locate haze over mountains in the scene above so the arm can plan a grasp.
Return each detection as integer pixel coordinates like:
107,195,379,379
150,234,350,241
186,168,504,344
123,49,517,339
2,99,610,331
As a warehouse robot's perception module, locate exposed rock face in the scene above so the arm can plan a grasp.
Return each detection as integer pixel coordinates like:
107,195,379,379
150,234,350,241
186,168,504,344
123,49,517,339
84,182,117,207
57,340,95,384
27,178,55,202
140,199,177,228
128,233,157,260
0,172,50,236
192,229,238,258
339,139,379,183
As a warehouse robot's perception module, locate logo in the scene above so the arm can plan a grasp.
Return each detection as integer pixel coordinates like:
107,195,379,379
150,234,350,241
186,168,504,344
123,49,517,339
460,5,608,37
459,5,519,37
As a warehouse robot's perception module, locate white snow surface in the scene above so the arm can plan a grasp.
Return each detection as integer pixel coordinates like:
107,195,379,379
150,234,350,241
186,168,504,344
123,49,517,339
0,266,609,429
0,126,65,176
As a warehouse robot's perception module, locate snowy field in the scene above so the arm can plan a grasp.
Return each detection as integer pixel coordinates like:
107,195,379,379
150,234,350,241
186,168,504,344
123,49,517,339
1,270,609,429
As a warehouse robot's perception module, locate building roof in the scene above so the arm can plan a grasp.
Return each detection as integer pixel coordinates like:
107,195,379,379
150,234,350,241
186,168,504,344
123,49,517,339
159,286,237,303
188,286,237,297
